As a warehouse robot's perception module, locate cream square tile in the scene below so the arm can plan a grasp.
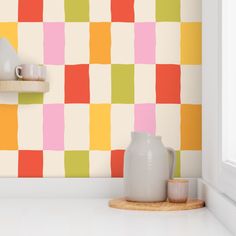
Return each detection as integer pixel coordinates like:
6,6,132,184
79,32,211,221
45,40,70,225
181,0,202,22
65,23,89,64
43,151,65,177
89,151,111,177
181,65,202,104
64,104,89,150
0,0,18,22
44,65,64,104
43,0,65,22
0,151,18,177
18,105,43,150
111,104,134,149
135,65,156,103
156,104,180,149
90,65,111,104
18,23,43,64
156,23,180,64
134,0,155,22
111,23,134,64
90,0,111,22
180,151,202,177
0,93,18,104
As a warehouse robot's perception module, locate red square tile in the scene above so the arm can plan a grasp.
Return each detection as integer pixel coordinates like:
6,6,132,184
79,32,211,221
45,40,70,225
111,150,125,177
156,64,181,103
65,65,90,103
18,0,43,22
18,151,43,177
111,0,134,22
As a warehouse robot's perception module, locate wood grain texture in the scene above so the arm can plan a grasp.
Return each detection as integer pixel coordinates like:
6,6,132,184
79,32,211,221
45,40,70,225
109,198,205,211
0,81,49,93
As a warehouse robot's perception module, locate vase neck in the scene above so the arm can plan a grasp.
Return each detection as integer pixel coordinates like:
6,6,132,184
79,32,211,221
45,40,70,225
131,132,161,142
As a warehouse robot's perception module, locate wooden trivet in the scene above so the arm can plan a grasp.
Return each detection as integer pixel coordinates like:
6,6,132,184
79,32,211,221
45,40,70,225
109,198,205,211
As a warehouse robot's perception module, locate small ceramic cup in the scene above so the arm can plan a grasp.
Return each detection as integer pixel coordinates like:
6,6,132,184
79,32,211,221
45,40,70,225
15,64,46,81
167,179,188,203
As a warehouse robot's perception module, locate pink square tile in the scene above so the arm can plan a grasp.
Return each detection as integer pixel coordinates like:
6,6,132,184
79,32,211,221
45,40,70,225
135,23,156,64
134,104,156,135
44,23,65,65
43,104,64,150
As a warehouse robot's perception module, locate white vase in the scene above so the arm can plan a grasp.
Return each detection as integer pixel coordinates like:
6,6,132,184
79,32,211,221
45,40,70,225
124,132,176,202
0,38,20,80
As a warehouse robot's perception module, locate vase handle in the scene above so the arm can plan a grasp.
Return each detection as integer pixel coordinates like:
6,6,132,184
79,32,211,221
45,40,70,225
167,147,176,179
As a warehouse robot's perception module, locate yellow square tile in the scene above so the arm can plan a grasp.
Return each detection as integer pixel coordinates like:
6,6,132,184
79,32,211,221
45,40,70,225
0,23,18,50
181,23,201,65
181,104,201,150
0,105,18,150
90,104,111,150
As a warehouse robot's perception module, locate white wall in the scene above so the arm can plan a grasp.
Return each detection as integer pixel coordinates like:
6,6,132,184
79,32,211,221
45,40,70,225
202,0,220,188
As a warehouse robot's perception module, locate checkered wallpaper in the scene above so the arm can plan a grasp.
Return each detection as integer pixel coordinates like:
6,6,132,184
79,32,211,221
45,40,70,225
0,0,202,178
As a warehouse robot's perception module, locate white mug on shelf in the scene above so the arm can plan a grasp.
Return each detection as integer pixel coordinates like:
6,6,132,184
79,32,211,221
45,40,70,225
15,64,46,81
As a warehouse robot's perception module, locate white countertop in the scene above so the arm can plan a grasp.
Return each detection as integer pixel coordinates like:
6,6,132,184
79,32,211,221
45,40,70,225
0,198,231,236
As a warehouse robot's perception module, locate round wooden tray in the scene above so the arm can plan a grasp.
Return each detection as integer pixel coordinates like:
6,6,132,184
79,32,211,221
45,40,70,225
109,198,205,211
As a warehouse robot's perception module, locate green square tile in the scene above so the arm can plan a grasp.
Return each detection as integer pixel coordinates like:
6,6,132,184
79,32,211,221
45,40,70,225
156,0,180,22
174,151,181,178
112,64,134,104
18,93,43,104
65,0,89,22
65,151,89,177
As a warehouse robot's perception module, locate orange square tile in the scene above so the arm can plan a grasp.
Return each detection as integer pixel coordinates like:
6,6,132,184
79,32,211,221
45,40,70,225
0,105,18,150
181,105,201,150
90,23,111,64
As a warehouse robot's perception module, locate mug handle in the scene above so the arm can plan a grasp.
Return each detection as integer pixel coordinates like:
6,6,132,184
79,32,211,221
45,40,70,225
15,66,23,79
167,147,176,179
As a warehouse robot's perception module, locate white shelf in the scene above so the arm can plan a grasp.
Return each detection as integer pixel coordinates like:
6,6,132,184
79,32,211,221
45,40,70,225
0,80,49,93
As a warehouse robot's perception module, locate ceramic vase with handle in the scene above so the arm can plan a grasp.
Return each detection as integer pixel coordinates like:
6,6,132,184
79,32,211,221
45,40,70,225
0,38,20,80
124,132,176,202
